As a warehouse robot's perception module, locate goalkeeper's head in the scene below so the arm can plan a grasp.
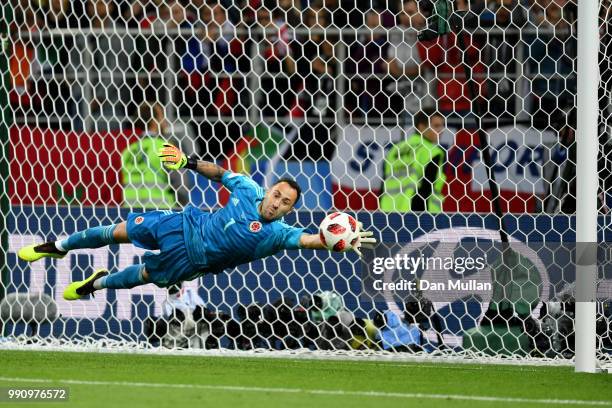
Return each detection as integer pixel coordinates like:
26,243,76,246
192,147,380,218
259,178,302,221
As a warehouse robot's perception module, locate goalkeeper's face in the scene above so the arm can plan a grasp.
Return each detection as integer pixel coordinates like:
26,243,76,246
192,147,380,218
259,182,298,221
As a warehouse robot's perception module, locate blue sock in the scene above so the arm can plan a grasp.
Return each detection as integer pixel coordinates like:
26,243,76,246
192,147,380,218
99,264,146,289
58,225,118,251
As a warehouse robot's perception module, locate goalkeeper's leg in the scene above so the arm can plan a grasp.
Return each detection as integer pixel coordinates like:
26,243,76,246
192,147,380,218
63,264,149,300
18,222,129,262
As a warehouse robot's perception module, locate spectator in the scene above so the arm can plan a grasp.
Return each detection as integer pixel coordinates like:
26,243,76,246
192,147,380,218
289,5,337,159
529,0,546,24
386,0,433,127
255,5,297,120
178,2,239,118
488,0,527,27
276,0,301,27
544,108,575,213
121,101,176,209
380,109,446,213
345,10,390,123
316,0,386,28
119,0,163,27
31,0,80,130
418,21,487,120
292,4,336,114
122,101,195,208
529,0,576,26
9,0,38,124
86,0,135,131
526,0,575,127
134,0,191,105
483,0,527,118
175,2,245,160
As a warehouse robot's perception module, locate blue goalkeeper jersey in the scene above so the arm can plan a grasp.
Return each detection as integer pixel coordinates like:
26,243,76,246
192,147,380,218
181,172,305,273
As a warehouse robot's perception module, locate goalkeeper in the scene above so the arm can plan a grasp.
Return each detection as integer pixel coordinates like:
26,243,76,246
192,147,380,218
18,145,377,300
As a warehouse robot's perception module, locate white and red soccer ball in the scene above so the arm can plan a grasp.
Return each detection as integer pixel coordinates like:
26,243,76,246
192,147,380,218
319,212,359,252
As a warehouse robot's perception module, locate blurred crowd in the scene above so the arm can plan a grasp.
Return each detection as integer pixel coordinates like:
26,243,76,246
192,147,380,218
8,0,587,133
6,0,612,211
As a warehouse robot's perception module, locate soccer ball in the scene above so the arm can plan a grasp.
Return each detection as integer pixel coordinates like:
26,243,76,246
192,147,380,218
319,212,359,252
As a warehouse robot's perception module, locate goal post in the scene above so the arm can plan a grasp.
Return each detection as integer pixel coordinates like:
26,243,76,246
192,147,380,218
574,0,600,374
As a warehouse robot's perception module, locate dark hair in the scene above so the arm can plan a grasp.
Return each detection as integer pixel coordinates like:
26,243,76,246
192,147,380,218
274,178,302,205
136,101,163,131
413,108,443,130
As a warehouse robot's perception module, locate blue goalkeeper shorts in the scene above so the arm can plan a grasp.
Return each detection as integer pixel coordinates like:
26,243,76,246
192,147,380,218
126,210,200,288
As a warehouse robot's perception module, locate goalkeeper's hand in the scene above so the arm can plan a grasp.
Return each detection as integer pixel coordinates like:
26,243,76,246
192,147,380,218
158,143,187,170
351,222,377,257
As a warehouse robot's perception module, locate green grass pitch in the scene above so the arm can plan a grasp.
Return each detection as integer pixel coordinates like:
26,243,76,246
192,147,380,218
1,350,612,407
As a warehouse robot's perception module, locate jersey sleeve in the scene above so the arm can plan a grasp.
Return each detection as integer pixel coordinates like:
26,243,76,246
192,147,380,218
275,222,306,250
221,172,264,196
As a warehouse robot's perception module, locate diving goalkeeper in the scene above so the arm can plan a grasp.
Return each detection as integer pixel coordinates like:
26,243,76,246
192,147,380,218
18,144,377,301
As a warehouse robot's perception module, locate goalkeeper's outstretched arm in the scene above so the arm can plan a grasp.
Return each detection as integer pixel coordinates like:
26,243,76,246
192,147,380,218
299,233,327,250
299,227,377,257
157,143,227,182
191,160,227,182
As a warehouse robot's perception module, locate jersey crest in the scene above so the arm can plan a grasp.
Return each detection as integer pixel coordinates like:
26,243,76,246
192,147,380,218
249,221,262,233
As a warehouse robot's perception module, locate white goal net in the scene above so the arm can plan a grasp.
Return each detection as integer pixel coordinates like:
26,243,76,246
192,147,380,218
1,0,611,365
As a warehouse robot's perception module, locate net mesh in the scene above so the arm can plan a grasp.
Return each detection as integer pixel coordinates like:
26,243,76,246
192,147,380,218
1,0,612,365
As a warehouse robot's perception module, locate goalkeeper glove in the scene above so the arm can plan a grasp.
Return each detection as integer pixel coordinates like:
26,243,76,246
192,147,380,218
351,222,377,257
158,143,187,170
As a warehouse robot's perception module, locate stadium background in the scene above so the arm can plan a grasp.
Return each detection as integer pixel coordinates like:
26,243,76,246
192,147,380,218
2,0,612,363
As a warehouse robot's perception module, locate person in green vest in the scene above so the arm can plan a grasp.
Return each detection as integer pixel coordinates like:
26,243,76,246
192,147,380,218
380,109,446,213
121,102,177,209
